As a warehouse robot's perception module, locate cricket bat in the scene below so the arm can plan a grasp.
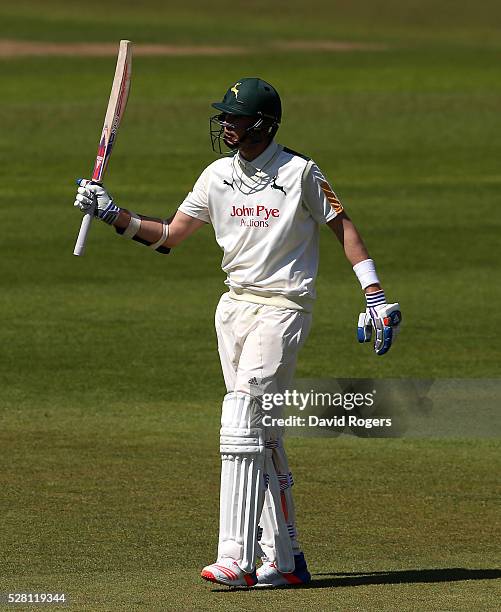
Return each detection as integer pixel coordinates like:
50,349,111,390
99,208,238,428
73,39,132,256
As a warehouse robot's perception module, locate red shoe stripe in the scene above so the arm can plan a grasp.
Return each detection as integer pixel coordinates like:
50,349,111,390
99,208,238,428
213,564,238,580
215,567,235,580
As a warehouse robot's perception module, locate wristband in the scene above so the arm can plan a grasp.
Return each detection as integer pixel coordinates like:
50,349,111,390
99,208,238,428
122,211,142,238
150,223,169,251
353,258,380,290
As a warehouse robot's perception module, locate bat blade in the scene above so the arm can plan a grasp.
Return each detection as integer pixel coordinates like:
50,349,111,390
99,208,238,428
91,40,132,182
73,40,132,256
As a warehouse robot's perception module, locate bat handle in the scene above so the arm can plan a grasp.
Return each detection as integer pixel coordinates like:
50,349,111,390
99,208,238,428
73,177,99,257
73,211,94,256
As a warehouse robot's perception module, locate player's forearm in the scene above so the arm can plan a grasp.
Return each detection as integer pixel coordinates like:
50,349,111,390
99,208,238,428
329,214,371,266
114,209,165,243
344,232,381,292
346,229,382,292
328,214,381,293
341,221,370,268
113,208,205,249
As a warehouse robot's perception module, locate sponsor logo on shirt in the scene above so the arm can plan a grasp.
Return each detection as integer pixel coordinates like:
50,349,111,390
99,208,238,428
230,204,280,228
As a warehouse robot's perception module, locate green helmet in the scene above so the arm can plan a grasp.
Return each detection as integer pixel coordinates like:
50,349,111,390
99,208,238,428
212,77,282,123
210,78,282,153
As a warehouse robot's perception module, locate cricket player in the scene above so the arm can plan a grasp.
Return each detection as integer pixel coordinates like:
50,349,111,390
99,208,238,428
73,78,401,588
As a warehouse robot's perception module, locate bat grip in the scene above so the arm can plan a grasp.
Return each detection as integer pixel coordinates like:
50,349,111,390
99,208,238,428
73,210,95,256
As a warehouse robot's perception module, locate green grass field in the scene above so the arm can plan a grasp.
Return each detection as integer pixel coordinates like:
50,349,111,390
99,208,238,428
1,1,500,609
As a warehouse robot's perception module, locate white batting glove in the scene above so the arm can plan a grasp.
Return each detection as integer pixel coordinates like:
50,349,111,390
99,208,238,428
357,290,402,356
73,179,121,225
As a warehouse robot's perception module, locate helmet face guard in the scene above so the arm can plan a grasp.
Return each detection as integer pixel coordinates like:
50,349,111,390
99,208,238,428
209,112,277,154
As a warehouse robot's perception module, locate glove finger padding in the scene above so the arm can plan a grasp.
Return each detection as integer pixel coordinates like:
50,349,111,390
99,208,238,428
370,303,402,355
74,201,91,212
74,193,96,212
357,311,372,343
72,178,119,224
76,189,95,205
77,186,95,198
73,179,97,213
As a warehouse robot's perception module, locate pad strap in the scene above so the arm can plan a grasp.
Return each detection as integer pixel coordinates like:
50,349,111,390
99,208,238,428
122,211,142,238
114,217,171,255
150,223,169,251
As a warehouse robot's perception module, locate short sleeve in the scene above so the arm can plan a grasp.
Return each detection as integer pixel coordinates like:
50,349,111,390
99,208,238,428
178,166,211,224
302,160,344,224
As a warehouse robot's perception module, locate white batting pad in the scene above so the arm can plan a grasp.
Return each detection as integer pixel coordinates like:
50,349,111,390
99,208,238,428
218,392,265,573
258,441,296,573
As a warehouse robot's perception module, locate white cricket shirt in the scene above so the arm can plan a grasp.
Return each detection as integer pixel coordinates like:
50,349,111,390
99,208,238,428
178,141,344,308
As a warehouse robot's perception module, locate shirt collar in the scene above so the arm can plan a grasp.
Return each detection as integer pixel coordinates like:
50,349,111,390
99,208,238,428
236,140,280,173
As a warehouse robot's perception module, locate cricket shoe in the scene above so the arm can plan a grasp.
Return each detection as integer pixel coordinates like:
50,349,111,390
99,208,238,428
201,559,258,587
255,552,311,588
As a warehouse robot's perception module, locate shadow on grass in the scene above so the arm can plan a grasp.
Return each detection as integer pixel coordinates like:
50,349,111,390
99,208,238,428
211,568,501,592
310,568,501,588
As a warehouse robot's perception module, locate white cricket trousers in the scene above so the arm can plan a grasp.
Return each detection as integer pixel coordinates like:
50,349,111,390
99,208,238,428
215,292,312,397
215,292,312,565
